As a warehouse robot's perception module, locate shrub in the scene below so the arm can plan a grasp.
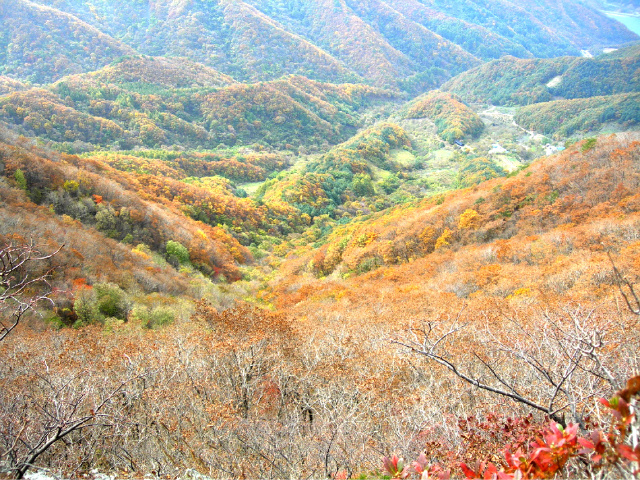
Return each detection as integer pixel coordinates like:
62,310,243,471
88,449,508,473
351,174,375,197
166,240,190,265
435,229,452,250
14,169,27,190
384,376,640,479
73,288,98,325
458,209,480,230
135,306,176,329
74,283,130,325
94,283,130,320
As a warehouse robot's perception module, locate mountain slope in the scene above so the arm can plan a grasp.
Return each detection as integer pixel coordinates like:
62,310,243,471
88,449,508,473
402,90,484,142
443,45,640,106
514,92,640,137
273,133,640,297
379,0,532,59
0,131,252,283
219,0,359,83
88,56,237,90
0,0,136,83
6,0,636,90
0,68,398,150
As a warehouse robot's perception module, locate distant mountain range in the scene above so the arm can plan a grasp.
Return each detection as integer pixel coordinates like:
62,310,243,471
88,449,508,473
0,59,398,150
443,44,640,105
1,0,637,90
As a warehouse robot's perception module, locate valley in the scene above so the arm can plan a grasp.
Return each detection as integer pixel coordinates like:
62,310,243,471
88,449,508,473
0,1,640,479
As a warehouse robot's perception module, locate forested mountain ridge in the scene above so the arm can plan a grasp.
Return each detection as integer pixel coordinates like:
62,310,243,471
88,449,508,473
515,92,640,138
443,44,640,106
0,65,398,150
0,131,253,280
86,56,237,90
0,0,137,83
438,44,640,137
1,0,637,89
2,1,640,479
274,133,640,300
3,128,639,479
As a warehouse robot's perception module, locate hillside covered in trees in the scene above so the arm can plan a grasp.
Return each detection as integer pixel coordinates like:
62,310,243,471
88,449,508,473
1,1,640,479
1,0,637,89
443,44,640,105
441,43,640,137
0,64,398,151
2,128,640,480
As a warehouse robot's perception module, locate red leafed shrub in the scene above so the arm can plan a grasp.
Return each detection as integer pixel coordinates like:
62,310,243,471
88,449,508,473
385,376,640,479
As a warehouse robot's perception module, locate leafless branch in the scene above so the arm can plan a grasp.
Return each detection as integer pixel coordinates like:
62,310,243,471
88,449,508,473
4,372,146,479
608,251,640,316
394,330,566,424
392,302,625,427
0,240,62,342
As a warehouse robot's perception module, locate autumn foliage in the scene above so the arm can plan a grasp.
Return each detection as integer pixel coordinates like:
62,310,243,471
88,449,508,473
384,376,640,479
0,3,639,475
404,91,484,142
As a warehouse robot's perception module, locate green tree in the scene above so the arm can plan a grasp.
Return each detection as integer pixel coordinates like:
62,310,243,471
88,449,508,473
94,283,130,320
351,173,375,197
14,169,27,190
166,240,190,265
380,174,400,194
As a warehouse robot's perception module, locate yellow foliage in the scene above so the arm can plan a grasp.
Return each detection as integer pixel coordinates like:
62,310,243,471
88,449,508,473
458,209,480,230
507,287,532,299
273,243,290,257
61,214,79,226
435,228,452,250
196,229,208,241
354,231,378,247
132,249,151,260
419,226,437,246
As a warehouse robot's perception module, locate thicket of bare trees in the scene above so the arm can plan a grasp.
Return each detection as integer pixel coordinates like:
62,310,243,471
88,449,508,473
0,240,58,341
1,239,639,479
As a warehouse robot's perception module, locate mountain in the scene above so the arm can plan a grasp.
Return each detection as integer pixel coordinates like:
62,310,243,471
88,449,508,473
0,129,254,281
442,44,640,106
257,122,414,219
0,66,398,150
87,56,237,90
438,44,640,137
275,133,640,292
0,0,136,83
402,90,484,142
0,76,28,95
2,2,640,479
2,0,636,89
514,92,640,138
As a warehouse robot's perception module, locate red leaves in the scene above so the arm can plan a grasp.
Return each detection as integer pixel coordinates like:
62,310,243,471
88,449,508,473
618,375,640,403
383,455,409,479
460,461,499,479
412,453,450,480
387,374,640,480
577,437,595,451
459,461,478,478
616,444,640,463
383,453,452,480
412,452,428,475
71,277,92,291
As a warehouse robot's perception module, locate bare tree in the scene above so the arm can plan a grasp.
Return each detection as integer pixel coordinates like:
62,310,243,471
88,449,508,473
609,251,640,317
0,239,148,479
1,370,143,479
393,303,631,427
0,240,60,341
